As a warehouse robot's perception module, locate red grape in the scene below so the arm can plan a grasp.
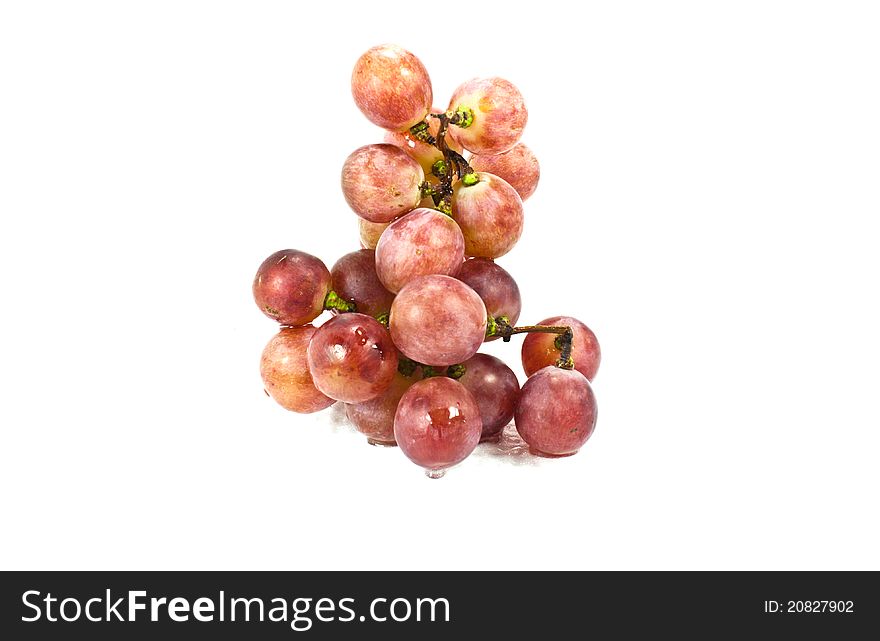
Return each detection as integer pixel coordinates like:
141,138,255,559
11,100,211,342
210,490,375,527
515,366,597,457
253,249,331,325
374,208,465,293
330,249,395,318
260,326,335,413
394,376,482,477
358,218,389,250
384,108,464,176
456,258,522,332
345,369,419,446
351,44,432,131
390,275,487,366
457,354,520,442
306,313,398,403
341,144,424,223
469,143,540,201
521,316,601,381
452,172,524,258
448,77,527,154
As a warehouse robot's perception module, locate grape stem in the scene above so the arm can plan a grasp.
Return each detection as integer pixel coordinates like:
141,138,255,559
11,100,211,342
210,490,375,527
398,356,467,380
409,111,476,215
323,290,357,313
490,317,575,370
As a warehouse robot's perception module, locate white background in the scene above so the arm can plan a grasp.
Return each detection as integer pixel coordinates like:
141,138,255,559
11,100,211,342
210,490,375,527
2,1,879,570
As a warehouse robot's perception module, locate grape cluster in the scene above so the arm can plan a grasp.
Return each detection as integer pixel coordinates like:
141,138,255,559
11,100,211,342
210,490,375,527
253,44,601,478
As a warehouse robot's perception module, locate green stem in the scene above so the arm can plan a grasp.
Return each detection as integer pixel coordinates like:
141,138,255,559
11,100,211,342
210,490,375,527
397,356,419,377
448,106,474,129
396,358,466,380
323,290,356,313
407,111,477,216
446,363,467,380
461,172,480,187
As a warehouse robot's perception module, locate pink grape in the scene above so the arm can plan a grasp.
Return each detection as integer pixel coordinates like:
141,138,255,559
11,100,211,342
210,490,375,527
341,144,424,223
456,258,522,332
345,369,419,446
469,143,540,201
394,376,482,477
515,366,597,457
374,208,465,293
358,218,389,250
260,326,335,414
253,249,331,325
330,249,395,319
448,77,527,154
521,316,601,381
457,354,520,442
306,313,398,404
384,108,464,176
389,275,487,366
452,172,524,258
351,44,432,131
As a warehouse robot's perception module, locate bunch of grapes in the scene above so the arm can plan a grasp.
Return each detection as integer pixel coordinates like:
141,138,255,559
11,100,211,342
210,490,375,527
253,44,601,478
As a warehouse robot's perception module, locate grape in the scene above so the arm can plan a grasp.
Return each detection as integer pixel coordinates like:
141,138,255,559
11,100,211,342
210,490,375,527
389,275,487,366
515,366,597,457
451,172,524,258
521,316,601,381
456,258,522,333
394,376,482,477
457,354,520,442
345,369,419,446
351,44,432,131
330,249,395,319
358,218,389,250
469,143,540,201
374,208,465,293
384,108,464,176
448,77,527,154
260,326,335,413
306,313,398,403
253,249,331,325
341,144,424,223
251,46,604,476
